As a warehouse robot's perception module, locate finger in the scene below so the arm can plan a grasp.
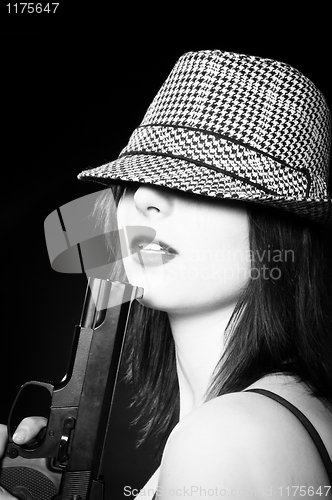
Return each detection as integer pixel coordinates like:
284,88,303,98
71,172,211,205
12,417,47,445
0,424,8,457
0,485,17,499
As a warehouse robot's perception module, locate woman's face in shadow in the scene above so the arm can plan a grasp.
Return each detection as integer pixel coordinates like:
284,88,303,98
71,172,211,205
117,184,250,316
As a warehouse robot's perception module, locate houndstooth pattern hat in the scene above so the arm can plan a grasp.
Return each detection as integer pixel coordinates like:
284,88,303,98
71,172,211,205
78,50,332,224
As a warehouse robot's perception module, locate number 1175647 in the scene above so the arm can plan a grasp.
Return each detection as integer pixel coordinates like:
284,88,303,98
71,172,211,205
6,3,59,13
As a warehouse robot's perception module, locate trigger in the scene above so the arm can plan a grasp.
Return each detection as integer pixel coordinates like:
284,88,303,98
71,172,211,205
21,427,47,450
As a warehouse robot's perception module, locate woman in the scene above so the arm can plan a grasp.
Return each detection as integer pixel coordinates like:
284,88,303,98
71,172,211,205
1,50,332,499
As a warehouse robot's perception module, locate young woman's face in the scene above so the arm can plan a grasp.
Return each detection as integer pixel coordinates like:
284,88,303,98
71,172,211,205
117,184,250,316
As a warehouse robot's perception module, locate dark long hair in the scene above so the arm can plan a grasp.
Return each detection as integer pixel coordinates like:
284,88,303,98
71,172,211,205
94,184,332,455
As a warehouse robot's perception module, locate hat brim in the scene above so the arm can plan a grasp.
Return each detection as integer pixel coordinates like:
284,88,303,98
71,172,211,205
78,153,332,226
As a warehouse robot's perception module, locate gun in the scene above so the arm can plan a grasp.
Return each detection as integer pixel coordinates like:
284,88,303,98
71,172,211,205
0,277,143,500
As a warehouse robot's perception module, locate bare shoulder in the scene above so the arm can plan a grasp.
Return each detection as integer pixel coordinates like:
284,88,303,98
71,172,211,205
161,391,279,464
168,391,266,441
158,391,331,498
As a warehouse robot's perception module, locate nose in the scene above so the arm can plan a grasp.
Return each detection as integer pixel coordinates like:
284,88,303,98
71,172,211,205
133,185,173,218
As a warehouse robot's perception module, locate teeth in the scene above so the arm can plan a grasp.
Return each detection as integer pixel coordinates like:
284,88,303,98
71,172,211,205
140,243,163,251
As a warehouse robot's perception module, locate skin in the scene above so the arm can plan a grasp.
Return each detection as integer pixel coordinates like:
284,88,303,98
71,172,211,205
117,185,250,418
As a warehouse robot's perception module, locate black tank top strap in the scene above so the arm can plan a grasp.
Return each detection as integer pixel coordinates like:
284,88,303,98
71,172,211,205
245,388,332,484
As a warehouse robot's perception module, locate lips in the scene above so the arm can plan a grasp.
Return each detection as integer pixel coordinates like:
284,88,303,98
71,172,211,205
130,235,177,266
130,236,177,255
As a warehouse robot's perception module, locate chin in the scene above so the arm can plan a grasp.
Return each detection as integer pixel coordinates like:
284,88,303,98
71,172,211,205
135,288,167,311
124,261,166,295
135,286,180,313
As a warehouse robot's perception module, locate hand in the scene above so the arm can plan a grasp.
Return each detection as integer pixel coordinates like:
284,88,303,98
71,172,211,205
0,418,47,499
9,417,47,446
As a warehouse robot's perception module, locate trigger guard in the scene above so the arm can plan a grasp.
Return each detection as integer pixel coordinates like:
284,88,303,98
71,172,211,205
7,381,54,442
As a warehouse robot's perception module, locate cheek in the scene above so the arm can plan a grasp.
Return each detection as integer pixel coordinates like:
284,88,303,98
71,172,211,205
214,232,250,283
177,242,250,291
191,211,250,284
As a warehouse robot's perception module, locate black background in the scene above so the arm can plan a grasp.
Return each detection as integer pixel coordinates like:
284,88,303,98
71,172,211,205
1,6,332,499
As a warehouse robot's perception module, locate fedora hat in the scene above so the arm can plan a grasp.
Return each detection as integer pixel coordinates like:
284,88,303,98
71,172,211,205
78,50,332,224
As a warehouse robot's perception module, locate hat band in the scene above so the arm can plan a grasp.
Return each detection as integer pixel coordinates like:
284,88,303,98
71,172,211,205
119,125,311,198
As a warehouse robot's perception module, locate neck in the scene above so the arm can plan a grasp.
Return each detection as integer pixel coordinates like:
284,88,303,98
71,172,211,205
168,304,236,420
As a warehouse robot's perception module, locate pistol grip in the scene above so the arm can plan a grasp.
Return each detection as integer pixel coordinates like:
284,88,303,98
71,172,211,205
0,457,61,499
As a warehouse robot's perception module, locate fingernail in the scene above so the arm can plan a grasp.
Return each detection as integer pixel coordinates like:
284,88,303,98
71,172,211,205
13,429,27,442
